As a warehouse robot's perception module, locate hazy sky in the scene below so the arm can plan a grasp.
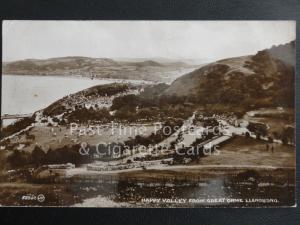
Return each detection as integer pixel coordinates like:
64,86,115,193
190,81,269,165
2,20,295,62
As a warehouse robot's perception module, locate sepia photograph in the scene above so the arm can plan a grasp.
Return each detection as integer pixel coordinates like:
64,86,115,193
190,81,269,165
0,20,296,207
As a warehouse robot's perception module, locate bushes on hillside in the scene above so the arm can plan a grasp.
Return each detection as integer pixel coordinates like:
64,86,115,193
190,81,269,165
66,108,111,123
111,94,140,110
1,117,35,139
7,150,30,168
124,118,183,149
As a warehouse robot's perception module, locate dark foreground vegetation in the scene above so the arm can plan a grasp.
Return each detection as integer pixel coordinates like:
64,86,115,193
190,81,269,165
1,117,35,139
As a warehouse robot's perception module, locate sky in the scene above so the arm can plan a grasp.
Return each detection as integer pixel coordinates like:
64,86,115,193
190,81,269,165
2,20,296,62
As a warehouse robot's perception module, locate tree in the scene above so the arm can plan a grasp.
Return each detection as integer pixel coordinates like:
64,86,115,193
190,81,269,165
44,149,60,164
111,94,140,110
31,146,46,166
7,150,29,168
137,108,153,120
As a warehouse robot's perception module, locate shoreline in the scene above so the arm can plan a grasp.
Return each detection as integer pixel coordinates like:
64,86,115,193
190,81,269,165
2,73,154,84
1,75,153,118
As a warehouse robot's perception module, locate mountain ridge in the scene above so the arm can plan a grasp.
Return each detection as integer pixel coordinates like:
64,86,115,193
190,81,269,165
2,57,195,82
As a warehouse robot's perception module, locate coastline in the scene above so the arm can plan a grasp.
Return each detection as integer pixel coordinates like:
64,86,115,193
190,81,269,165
1,74,153,119
1,73,154,84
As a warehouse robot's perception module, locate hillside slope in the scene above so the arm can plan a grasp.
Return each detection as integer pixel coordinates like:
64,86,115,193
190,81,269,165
164,41,295,109
164,55,253,96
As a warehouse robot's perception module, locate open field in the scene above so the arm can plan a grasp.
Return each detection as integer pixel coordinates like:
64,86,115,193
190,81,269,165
244,107,294,135
7,123,158,152
196,136,295,168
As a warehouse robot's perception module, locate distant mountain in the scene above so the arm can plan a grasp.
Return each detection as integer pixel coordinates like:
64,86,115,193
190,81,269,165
164,41,295,109
163,61,189,67
124,60,163,67
113,57,205,66
3,56,119,73
2,57,193,82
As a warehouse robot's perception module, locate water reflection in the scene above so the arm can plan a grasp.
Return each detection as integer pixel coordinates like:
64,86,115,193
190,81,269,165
67,169,294,207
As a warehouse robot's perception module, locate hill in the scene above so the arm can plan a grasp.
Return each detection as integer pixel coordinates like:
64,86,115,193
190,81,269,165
164,41,295,110
124,60,163,67
2,57,193,82
3,56,118,71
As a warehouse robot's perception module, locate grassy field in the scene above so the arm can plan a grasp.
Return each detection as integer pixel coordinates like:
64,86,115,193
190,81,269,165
7,123,157,152
244,108,294,135
196,136,295,168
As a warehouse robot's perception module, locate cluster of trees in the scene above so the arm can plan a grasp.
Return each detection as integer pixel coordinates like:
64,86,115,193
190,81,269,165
247,122,268,137
272,126,295,145
281,126,295,145
113,103,194,122
110,84,196,122
111,94,140,110
111,93,190,111
247,122,294,145
173,131,216,164
199,104,245,118
124,118,184,149
66,107,111,123
201,118,219,128
60,94,195,123
7,145,92,168
85,83,129,98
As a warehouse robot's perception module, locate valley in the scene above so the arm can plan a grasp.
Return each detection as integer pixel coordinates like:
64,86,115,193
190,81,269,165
0,41,295,207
